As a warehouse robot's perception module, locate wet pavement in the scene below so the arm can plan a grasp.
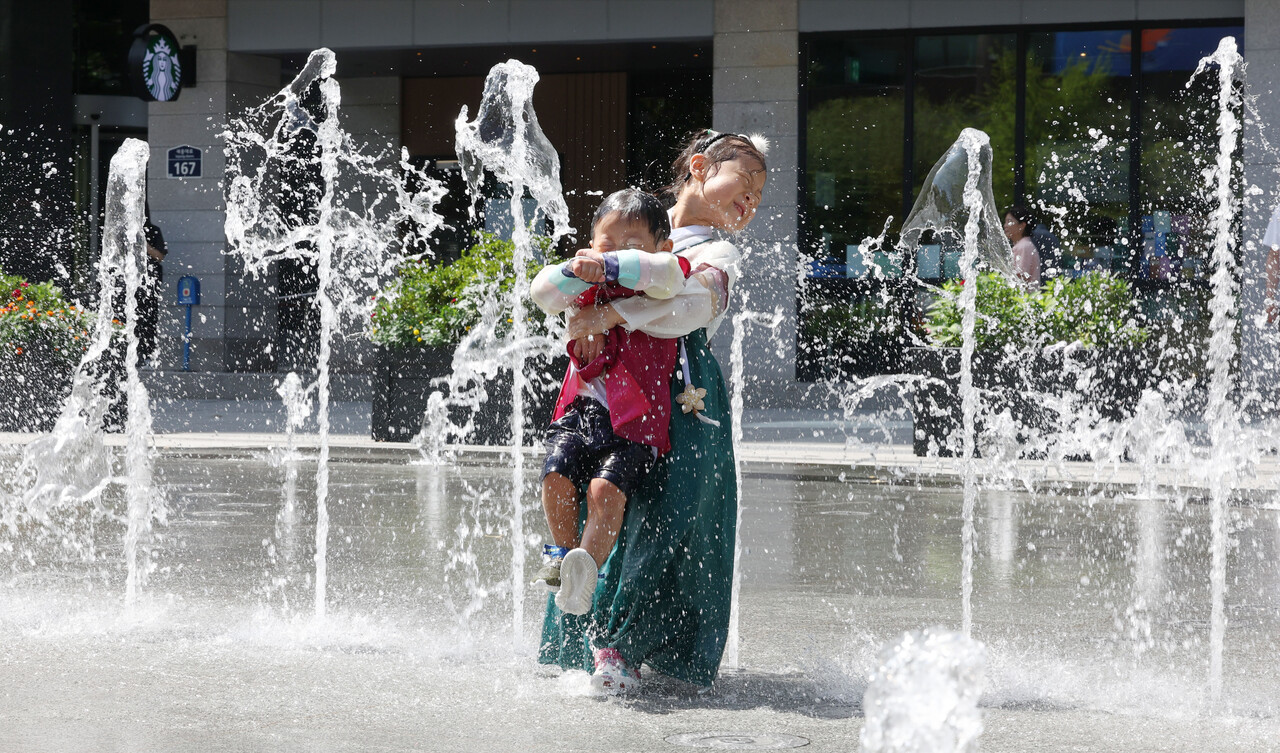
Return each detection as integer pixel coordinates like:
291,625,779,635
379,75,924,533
2,447,1280,752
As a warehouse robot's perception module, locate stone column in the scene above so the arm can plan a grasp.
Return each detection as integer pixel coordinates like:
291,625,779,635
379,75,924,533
1243,0,1280,400
712,0,800,404
148,0,279,372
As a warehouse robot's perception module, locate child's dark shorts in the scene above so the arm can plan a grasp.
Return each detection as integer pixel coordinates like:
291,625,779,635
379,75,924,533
542,397,657,501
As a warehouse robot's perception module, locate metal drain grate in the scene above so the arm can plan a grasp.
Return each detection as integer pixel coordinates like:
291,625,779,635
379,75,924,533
664,732,810,749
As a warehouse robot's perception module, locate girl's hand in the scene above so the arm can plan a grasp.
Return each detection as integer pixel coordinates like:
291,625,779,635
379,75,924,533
573,334,605,363
569,249,605,283
567,303,624,341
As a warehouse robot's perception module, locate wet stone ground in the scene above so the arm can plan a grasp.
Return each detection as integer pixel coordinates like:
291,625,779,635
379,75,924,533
2,451,1279,752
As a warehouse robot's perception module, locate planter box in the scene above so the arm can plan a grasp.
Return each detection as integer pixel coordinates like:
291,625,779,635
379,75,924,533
371,345,567,444
0,341,126,433
0,343,74,432
910,345,1148,457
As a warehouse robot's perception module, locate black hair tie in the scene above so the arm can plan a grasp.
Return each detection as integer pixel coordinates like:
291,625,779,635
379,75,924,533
684,131,750,181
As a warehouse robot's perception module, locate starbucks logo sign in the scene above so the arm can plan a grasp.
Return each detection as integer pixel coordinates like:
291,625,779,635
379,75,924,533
129,24,184,102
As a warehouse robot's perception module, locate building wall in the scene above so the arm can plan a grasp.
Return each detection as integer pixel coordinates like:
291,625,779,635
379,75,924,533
225,0,713,51
712,0,801,402
169,0,1273,410
799,0,1246,30
150,0,406,374
149,0,239,371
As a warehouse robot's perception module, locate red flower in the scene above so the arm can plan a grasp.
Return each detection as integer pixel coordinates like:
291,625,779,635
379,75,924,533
18,282,29,288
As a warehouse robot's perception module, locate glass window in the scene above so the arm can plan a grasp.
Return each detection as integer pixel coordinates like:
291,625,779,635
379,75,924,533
1025,30,1132,278
913,34,1017,208
74,0,150,96
800,37,908,379
1137,26,1243,380
1139,26,1243,283
797,22,1244,382
804,37,906,258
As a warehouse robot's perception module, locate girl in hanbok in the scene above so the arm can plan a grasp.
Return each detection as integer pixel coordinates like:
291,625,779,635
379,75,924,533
539,130,769,693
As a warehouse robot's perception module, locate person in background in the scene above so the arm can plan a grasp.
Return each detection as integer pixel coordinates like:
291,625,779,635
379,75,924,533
1031,218,1062,279
1003,204,1041,289
1263,203,1280,326
139,204,167,366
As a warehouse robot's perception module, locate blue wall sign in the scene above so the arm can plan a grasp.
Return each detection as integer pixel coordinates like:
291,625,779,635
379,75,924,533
177,275,201,304
177,276,200,371
167,145,202,178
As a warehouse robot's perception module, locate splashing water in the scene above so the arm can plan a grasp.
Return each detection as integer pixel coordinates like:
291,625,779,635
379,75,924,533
114,139,162,603
224,48,446,618
900,128,1009,637
277,372,313,461
726,300,787,668
454,59,571,643
900,130,1014,282
267,371,313,611
860,628,986,753
880,37,1268,708
1192,35,1245,706
3,138,163,602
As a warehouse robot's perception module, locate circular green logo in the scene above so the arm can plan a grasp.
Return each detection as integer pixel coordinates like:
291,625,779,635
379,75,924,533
129,24,184,102
143,33,182,101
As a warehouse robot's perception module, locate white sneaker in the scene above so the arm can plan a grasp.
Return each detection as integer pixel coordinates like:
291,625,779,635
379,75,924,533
554,548,598,615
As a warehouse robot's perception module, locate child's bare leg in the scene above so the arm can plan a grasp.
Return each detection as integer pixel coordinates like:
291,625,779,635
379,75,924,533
542,472,580,550
580,478,627,567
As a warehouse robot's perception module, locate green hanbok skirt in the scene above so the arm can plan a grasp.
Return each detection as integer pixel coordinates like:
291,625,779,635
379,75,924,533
537,327,737,687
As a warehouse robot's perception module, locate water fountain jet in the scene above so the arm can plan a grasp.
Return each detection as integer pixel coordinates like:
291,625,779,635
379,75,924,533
224,47,446,618
454,59,571,643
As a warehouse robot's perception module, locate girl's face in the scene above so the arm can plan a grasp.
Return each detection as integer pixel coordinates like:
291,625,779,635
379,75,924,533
689,155,767,233
1003,213,1027,243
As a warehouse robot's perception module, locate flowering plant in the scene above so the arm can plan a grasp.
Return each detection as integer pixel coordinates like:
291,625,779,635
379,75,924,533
0,272,93,363
368,232,556,349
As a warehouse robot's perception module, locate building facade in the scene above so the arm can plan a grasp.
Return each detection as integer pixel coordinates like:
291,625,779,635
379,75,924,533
109,1,1280,402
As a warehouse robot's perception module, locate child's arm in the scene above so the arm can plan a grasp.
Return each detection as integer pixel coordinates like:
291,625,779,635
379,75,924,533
603,249,688,299
530,260,593,315
610,241,739,337
529,250,688,315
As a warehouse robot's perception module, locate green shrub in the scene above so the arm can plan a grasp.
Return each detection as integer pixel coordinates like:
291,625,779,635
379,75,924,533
1032,273,1146,348
924,272,1029,349
924,271,1146,350
369,232,555,349
0,272,93,363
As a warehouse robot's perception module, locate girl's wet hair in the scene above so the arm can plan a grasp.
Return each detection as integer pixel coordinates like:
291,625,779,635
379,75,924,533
593,188,671,243
665,129,769,200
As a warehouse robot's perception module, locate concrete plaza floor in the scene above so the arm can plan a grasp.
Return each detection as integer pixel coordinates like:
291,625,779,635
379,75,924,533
1,429,1279,751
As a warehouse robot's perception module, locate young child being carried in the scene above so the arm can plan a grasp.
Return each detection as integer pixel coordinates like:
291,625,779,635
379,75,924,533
528,188,689,616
